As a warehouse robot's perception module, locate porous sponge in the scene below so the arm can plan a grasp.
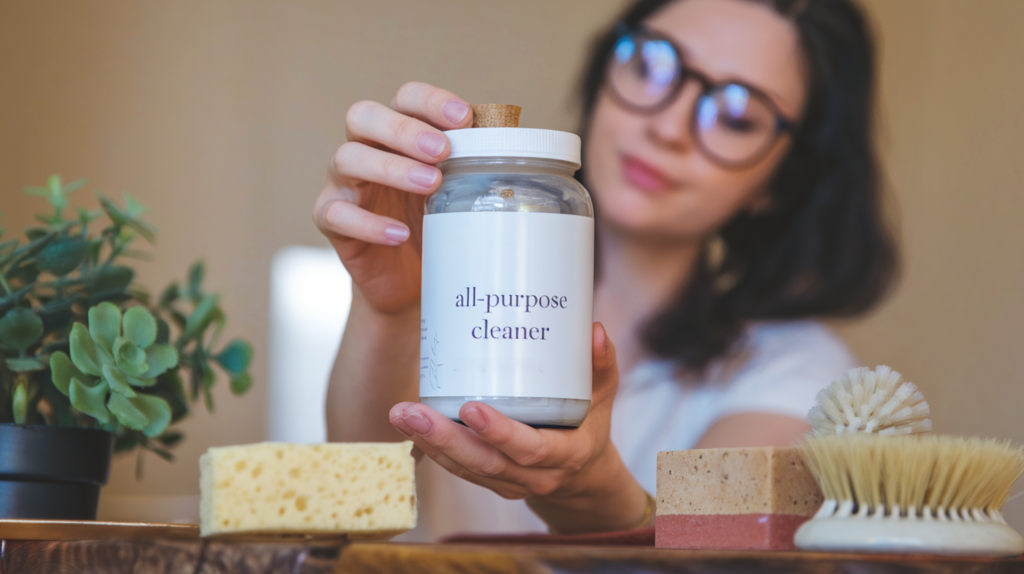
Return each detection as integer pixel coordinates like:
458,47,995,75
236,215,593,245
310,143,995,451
199,441,416,538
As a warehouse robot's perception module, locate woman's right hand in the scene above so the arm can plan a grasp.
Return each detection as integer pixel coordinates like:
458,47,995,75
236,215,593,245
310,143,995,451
313,82,473,315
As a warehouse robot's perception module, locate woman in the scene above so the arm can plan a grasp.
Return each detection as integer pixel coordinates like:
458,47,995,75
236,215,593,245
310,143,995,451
314,0,895,539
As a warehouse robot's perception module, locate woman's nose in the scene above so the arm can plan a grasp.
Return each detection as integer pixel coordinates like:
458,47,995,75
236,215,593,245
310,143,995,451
645,81,701,154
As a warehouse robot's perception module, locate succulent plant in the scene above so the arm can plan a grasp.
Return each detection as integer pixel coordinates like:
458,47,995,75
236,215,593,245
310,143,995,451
0,175,254,471
50,302,178,437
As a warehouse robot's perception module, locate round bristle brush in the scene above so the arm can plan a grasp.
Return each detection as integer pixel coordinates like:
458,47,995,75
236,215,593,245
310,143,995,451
807,365,932,436
795,366,1024,556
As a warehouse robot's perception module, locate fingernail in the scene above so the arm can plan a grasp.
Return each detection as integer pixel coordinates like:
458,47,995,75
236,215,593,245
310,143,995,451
408,165,439,188
402,410,433,435
384,224,410,243
461,407,487,432
391,416,414,437
417,132,446,157
442,100,469,124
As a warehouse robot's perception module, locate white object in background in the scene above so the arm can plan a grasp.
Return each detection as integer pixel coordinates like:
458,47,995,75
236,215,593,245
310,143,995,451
268,246,352,443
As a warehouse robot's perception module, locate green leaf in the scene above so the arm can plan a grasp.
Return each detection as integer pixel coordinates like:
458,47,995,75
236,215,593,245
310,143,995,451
70,322,105,376
154,370,188,421
87,237,103,263
142,343,178,379
107,392,148,430
0,284,36,317
158,283,179,308
120,249,152,262
135,394,172,437
186,261,204,301
113,429,138,451
97,193,157,244
128,287,151,305
107,393,171,437
24,176,85,213
88,302,122,353
12,382,27,424
97,193,129,226
25,228,49,241
206,309,226,350
122,306,157,348
0,307,44,354
0,231,55,270
149,446,174,461
155,430,184,448
113,337,148,377
182,294,218,342
23,185,51,199
122,192,149,218
126,374,157,387
6,357,45,372
77,207,102,227
89,265,134,297
36,236,87,276
202,362,215,411
230,372,252,395
50,351,93,396
62,177,87,195
214,339,253,376
155,318,170,345
100,419,122,434
70,378,111,424
103,363,137,397
7,263,40,287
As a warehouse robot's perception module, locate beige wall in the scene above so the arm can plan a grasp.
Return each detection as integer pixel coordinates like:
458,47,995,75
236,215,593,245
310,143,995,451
3,0,1024,528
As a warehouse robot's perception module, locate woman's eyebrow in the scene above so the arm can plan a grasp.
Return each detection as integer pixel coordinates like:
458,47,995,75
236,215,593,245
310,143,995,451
646,25,797,117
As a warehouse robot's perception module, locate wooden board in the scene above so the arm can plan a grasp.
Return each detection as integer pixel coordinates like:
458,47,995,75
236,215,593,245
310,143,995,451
1,536,1022,573
0,518,199,541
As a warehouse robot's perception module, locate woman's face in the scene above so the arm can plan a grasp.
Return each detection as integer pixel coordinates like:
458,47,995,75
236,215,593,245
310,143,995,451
586,0,808,241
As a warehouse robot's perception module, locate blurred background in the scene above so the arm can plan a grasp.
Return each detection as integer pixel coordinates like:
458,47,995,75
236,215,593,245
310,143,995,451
2,0,1023,529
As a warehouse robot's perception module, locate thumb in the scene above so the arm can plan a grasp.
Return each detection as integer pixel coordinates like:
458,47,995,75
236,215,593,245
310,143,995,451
590,322,620,410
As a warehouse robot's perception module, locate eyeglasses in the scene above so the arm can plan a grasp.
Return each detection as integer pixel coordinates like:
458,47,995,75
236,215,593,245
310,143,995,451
606,24,796,169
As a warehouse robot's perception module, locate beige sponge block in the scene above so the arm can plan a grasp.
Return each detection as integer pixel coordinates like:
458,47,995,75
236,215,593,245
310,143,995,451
657,447,822,516
199,441,416,538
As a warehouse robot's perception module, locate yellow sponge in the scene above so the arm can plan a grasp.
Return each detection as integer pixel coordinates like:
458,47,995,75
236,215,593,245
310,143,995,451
199,441,416,538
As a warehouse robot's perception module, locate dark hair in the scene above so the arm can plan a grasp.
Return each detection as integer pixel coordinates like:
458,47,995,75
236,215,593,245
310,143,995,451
576,0,898,372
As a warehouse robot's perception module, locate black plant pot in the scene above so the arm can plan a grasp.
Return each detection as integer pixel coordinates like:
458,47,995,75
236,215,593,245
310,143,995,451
0,424,115,520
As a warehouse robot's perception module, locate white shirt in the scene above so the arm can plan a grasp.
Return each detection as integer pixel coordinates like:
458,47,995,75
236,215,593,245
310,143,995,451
398,320,858,542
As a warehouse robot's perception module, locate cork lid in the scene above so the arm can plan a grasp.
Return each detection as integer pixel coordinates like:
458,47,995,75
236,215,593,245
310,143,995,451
471,104,522,128
444,103,581,168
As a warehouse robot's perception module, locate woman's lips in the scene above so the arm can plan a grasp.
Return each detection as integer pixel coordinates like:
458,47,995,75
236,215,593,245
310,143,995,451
620,154,674,194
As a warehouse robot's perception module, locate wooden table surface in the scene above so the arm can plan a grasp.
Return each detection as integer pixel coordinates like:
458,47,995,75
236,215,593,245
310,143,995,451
2,537,1023,574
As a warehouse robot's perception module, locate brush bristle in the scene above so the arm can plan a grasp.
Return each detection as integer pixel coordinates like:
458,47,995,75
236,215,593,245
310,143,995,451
802,434,1024,517
807,365,932,436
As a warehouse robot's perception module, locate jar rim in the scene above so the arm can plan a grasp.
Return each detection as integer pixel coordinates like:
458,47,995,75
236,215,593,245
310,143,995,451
443,128,581,168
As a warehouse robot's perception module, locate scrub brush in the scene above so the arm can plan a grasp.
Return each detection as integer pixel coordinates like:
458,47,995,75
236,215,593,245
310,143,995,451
806,365,931,436
795,366,1024,556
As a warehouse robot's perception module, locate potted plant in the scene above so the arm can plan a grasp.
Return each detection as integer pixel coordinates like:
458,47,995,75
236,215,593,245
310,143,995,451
0,176,254,520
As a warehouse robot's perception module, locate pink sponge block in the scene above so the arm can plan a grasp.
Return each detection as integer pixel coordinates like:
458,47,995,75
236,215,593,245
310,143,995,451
656,447,823,550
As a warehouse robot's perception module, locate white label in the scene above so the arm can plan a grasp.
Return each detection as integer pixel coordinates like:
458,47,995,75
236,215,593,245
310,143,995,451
420,212,594,400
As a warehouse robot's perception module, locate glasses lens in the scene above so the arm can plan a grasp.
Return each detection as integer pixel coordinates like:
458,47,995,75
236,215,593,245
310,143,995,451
608,33,680,108
695,84,778,164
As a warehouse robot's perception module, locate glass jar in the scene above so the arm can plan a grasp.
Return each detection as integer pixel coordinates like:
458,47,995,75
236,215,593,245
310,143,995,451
419,128,594,428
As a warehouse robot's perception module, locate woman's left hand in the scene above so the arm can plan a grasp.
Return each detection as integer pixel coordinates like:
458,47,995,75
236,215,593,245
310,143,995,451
389,322,650,534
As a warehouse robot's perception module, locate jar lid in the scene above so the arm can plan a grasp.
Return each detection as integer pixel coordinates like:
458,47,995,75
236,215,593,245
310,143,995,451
443,128,581,168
